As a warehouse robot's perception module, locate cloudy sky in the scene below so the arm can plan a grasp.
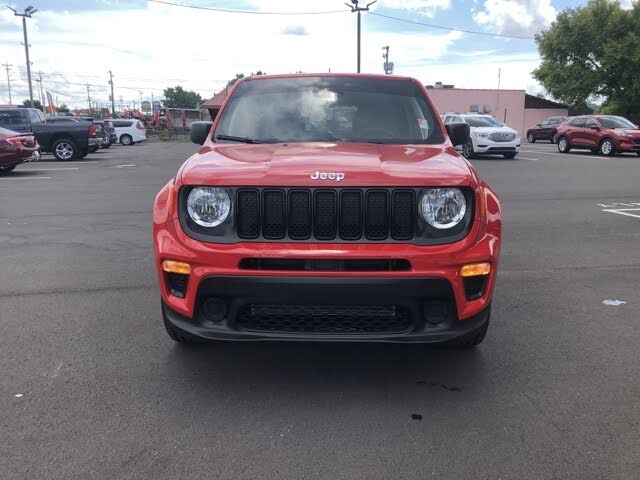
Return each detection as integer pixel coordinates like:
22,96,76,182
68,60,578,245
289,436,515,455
0,0,600,109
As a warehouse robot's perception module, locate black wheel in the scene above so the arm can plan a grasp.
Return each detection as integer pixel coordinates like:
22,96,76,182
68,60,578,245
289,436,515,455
600,138,616,156
120,134,133,145
557,136,570,153
101,142,111,149
503,152,517,159
52,138,78,161
461,140,474,159
636,152,640,157
0,165,17,174
527,132,536,143
451,311,490,348
549,138,555,144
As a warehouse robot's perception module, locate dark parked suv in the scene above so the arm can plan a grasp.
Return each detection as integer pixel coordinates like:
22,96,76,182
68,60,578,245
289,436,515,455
526,116,565,143
555,115,640,156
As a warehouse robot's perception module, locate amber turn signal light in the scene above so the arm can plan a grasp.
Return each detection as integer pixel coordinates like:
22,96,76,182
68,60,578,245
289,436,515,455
461,263,491,277
162,260,191,275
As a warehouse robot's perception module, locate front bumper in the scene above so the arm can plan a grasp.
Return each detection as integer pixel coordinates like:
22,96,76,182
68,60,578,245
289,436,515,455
162,277,492,343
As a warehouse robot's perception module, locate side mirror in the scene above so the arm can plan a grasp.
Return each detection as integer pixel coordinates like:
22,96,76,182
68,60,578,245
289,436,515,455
190,121,213,145
445,122,471,147
536,122,542,127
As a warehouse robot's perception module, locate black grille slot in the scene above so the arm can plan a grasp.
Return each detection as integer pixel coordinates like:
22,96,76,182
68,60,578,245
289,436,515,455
339,190,363,240
288,190,312,240
391,190,415,240
314,191,337,240
237,304,413,334
237,189,260,238
239,258,411,271
365,190,389,240
262,190,286,239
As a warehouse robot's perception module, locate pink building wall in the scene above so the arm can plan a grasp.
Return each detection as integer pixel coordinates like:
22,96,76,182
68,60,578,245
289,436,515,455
426,88,568,136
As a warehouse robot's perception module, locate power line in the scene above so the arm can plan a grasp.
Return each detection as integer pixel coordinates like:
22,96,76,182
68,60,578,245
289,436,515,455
368,11,534,40
148,0,348,15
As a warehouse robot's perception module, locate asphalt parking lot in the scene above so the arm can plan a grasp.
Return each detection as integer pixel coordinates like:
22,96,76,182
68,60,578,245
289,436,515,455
2,141,639,479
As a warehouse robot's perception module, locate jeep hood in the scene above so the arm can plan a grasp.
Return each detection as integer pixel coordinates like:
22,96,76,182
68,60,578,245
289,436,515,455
180,143,474,187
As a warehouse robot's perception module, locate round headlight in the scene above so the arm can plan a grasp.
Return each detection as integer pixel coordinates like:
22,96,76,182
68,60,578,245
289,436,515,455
420,188,467,229
187,187,231,227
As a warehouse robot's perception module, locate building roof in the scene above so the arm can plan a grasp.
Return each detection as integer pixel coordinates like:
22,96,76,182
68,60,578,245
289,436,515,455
524,94,569,110
202,87,230,109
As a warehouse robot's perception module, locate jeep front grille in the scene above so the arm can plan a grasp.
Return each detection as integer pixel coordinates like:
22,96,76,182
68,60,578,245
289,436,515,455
236,188,416,241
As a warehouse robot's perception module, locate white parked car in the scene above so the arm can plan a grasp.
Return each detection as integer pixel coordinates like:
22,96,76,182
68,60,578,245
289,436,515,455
442,113,520,159
111,119,147,145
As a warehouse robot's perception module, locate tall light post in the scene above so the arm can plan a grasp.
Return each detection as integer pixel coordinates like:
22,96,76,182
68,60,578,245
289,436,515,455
8,6,38,108
346,0,376,73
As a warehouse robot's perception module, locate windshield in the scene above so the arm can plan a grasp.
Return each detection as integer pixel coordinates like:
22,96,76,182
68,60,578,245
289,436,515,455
598,116,636,129
464,116,502,127
214,76,443,144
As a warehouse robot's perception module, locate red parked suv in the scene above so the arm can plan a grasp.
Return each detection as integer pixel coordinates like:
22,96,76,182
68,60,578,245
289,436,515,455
555,115,640,156
153,74,501,347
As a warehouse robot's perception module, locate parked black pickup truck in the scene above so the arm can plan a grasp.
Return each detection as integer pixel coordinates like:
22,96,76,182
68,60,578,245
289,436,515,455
0,108,101,160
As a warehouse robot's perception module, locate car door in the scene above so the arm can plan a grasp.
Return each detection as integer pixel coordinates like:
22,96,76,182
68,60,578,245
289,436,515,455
537,119,550,138
568,117,586,144
582,117,600,147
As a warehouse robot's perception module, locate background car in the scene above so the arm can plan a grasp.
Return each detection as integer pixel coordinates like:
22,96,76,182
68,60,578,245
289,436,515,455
443,113,520,159
112,119,146,145
526,116,565,143
555,115,640,156
0,126,39,173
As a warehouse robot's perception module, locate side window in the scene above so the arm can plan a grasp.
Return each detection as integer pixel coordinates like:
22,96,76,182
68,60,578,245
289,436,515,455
570,118,585,128
583,118,597,128
28,109,43,124
112,121,124,127
540,119,549,126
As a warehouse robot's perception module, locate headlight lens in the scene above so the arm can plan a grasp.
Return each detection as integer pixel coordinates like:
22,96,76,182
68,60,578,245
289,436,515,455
420,188,467,229
187,187,231,227
616,130,632,137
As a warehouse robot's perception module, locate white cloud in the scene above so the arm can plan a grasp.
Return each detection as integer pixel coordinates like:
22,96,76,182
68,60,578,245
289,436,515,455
473,0,556,36
379,0,451,17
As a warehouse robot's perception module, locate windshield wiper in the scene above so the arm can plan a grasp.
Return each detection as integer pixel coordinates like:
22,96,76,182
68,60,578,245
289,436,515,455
215,134,264,144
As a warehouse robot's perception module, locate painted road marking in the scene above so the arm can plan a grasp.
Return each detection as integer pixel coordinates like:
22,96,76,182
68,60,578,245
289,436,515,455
516,156,539,161
603,209,640,220
598,201,640,220
115,164,137,168
20,168,79,171
0,176,51,180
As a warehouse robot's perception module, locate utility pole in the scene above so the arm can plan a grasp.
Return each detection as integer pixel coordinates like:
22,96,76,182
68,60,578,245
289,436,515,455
2,62,12,104
8,6,37,107
36,71,45,110
108,70,116,116
346,0,376,73
86,83,92,113
138,90,143,109
119,95,123,114
382,46,394,74
496,67,502,120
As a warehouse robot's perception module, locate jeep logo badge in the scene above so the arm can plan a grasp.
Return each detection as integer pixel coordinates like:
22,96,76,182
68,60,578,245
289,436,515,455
310,171,345,181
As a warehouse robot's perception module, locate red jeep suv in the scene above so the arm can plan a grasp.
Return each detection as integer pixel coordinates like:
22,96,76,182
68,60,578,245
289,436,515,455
153,74,501,347
555,115,640,156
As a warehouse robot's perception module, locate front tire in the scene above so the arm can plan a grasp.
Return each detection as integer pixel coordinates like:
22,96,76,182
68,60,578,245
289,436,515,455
52,138,78,161
527,132,536,143
600,138,616,156
557,136,570,153
101,142,111,149
120,134,133,146
0,165,17,173
461,140,475,159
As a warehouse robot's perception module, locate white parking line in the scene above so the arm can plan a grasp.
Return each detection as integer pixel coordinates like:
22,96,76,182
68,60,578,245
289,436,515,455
603,208,640,220
21,168,79,171
516,156,539,161
0,176,51,180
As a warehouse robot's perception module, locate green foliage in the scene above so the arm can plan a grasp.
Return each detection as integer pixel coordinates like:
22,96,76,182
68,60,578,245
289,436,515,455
23,99,43,111
162,86,203,109
226,71,266,88
533,0,640,122
55,104,70,114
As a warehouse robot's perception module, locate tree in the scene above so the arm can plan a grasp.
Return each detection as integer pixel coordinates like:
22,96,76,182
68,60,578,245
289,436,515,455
56,104,70,114
533,0,640,121
23,99,43,111
162,86,203,109
226,71,266,88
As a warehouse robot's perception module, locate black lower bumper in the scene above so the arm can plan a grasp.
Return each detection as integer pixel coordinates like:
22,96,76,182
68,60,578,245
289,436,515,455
162,276,491,343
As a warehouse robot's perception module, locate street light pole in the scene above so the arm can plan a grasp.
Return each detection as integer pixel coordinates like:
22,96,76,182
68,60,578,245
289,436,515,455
346,1,376,73
8,6,37,108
